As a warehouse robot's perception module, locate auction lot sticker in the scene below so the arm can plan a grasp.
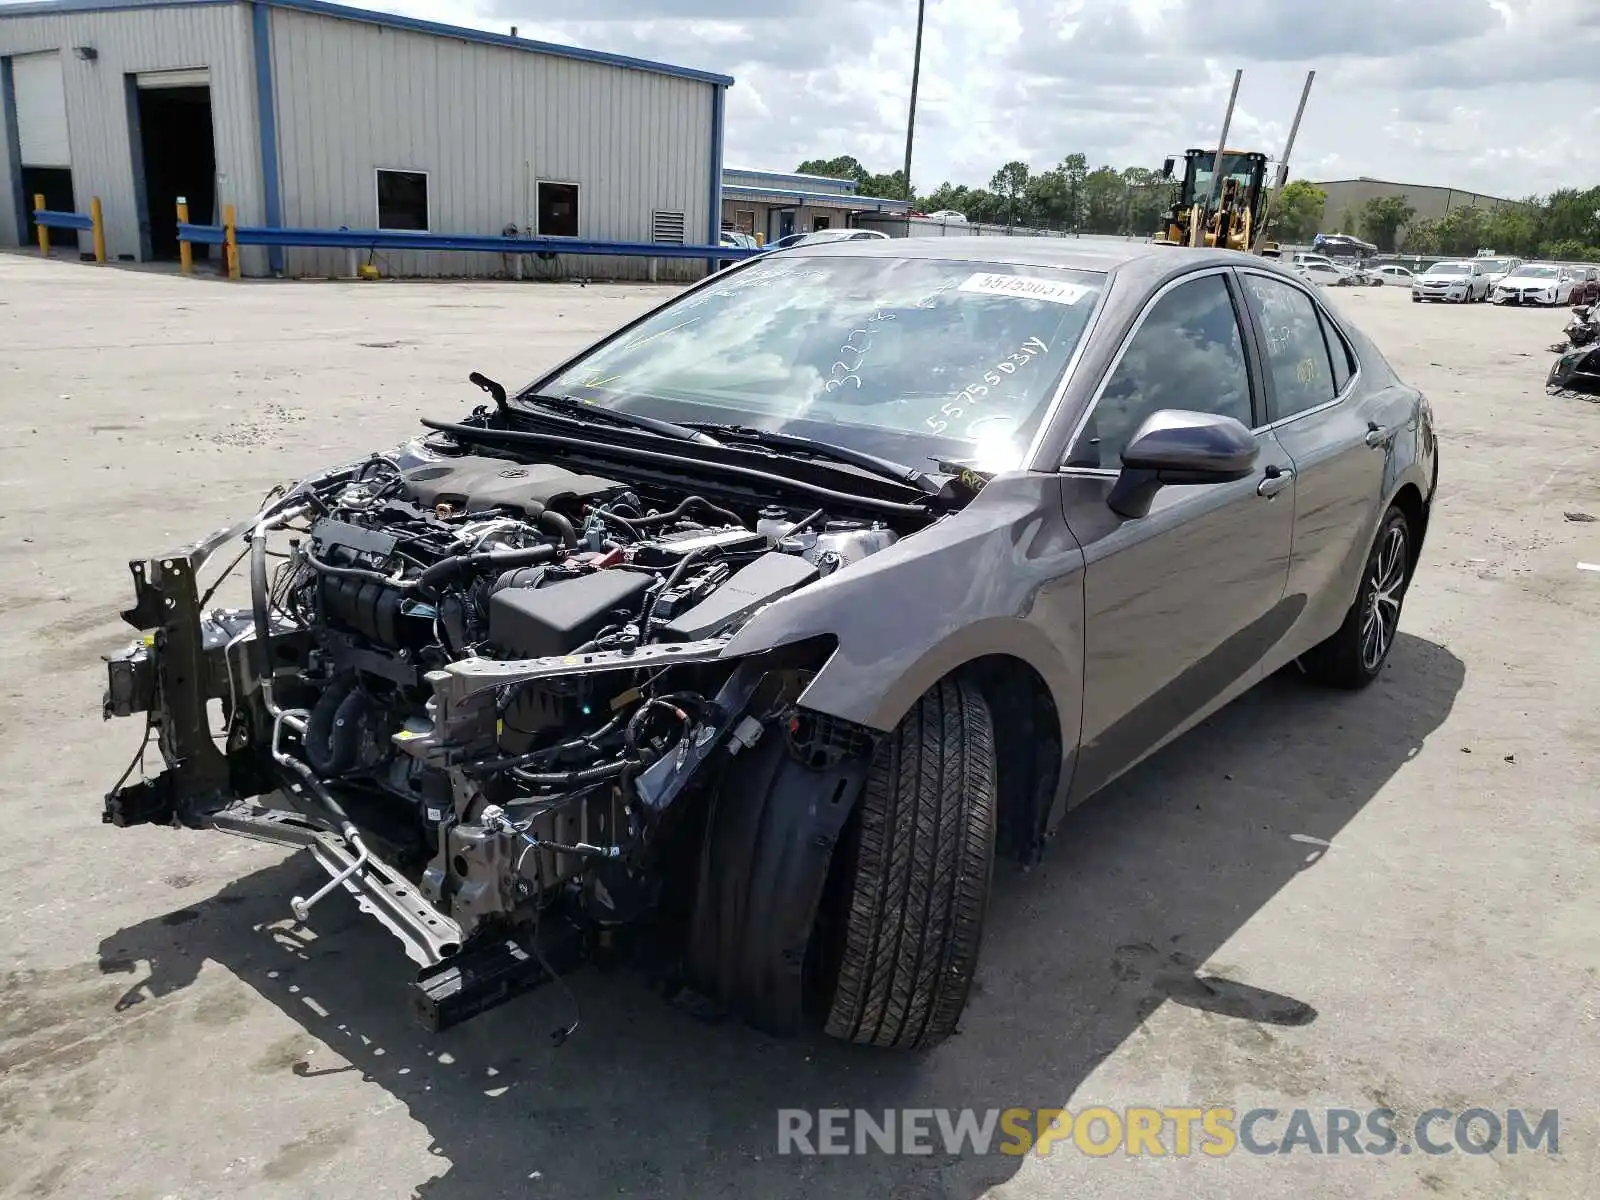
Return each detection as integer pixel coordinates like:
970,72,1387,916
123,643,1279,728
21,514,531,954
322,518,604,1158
959,273,1092,305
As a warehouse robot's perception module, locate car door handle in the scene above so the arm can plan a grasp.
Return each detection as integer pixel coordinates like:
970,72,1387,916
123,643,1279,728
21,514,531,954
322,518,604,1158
1365,422,1392,448
1258,465,1294,498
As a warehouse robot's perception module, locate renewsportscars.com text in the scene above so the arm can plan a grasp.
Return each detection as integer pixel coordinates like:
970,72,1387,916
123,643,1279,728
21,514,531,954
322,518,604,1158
776,1107,1559,1158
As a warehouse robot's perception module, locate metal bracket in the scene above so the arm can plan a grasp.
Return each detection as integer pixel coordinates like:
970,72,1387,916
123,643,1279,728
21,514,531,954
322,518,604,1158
209,800,465,969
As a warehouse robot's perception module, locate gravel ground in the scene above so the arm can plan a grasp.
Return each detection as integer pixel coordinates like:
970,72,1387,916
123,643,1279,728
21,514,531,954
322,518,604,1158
1,253,1597,1200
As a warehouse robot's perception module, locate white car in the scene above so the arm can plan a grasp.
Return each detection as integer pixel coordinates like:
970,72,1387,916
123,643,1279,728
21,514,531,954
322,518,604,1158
1475,257,1522,288
1371,264,1416,286
1291,252,1340,270
764,228,890,252
924,210,968,223
1295,260,1358,287
1491,263,1575,306
1412,260,1490,303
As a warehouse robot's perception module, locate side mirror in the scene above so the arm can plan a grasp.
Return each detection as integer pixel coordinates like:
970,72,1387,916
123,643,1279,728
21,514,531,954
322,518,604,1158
1107,409,1259,519
1161,157,1175,179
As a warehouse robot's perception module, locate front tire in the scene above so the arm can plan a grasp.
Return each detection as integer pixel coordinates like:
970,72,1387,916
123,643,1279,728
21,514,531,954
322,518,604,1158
820,679,996,1050
1300,506,1412,689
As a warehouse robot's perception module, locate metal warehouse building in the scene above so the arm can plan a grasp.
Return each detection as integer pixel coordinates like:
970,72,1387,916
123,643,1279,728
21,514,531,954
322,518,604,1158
0,0,730,278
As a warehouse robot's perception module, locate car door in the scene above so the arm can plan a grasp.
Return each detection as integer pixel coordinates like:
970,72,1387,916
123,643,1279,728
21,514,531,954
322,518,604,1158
1235,268,1401,666
1059,268,1296,800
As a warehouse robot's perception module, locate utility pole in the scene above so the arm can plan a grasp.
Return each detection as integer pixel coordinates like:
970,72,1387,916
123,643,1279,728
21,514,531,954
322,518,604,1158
901,0,926,203
1251,69,1316,253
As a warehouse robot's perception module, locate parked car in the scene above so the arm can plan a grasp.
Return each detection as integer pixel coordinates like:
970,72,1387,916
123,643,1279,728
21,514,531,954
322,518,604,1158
1371,264,1416,287
1567,265,1600,307
101,241,1437,1049
1412,260,1490,303
720,230,758,250
1491,262,1576,306
1296,260,1358,287
765,228,890,252
924,210,969,224
1474,257,1522,288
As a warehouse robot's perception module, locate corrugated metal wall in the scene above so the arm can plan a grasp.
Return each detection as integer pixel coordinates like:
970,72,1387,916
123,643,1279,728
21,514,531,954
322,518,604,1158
0,3,263,266
267,9,716,281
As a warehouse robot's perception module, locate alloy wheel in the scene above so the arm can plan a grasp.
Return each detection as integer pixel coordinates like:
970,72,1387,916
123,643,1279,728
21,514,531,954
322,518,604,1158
1361,523,1408,672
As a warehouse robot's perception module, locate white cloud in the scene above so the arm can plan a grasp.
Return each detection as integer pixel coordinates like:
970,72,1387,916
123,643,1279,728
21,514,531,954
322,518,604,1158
382,0,1600,197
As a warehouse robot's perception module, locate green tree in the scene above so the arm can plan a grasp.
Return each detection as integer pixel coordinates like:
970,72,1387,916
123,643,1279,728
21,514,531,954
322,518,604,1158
990,160,1031,228
1476,204,1539,257
1403,217,1440,253
795,156,871,189
1082,166,1128,233
1433,204,1486,255
1360,195,1415,252
1270,179,1326,242
1122,166,1171,236
862,169,907,199
1060,153,1089,229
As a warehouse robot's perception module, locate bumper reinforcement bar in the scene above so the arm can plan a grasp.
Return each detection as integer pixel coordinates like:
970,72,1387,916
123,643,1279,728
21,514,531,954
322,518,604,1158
208,801,464,969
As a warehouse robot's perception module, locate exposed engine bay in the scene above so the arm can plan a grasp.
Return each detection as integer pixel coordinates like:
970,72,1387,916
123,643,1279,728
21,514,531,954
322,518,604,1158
103,430,930,1030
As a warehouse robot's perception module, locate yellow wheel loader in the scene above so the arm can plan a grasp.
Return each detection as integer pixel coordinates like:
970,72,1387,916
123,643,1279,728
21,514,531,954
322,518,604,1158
1152,148,1280,256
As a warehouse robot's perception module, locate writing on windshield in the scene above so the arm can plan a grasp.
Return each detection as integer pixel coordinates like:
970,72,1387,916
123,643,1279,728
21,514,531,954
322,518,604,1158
537,255,1106,470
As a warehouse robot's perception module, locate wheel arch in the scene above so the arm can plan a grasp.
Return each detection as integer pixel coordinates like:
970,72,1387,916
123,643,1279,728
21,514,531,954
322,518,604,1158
795,616,1079,859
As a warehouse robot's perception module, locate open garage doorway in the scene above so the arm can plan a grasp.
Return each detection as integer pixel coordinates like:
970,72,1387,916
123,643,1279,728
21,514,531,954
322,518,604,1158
132,73,216,261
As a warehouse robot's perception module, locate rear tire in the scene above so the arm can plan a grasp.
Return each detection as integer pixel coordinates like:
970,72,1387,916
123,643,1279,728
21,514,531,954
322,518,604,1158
820,679,996,1050
1300,505,1412,689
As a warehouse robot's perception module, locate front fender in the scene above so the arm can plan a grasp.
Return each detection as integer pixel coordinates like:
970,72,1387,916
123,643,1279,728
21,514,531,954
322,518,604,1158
719,473,1085,737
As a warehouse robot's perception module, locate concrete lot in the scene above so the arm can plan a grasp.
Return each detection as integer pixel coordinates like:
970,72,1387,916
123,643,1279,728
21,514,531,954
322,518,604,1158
1,253,1597,1199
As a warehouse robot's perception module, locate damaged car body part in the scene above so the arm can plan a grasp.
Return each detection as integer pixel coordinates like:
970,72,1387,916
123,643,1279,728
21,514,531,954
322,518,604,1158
103,241,1438,1048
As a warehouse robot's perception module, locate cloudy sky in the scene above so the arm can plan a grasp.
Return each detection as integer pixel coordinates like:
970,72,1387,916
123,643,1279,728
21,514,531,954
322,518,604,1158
402,0,1592,197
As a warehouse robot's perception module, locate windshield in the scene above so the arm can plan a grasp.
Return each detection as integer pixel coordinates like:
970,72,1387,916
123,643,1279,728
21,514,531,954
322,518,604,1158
535,255,1105,471
1184,152,1258,207
1512,265,1558,279
1427,263,1469,276
1477,259,1513,273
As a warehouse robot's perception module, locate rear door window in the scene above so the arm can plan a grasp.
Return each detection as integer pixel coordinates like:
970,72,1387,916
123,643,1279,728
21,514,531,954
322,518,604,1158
1240,273,1337,420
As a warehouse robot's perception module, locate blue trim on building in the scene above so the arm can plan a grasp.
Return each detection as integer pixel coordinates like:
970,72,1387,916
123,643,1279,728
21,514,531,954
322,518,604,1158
1,58,27,248
250,0,283,273
123,73,151,259
723,168,858,193
0,0,734,86
706,83,724,263
721,184,911,212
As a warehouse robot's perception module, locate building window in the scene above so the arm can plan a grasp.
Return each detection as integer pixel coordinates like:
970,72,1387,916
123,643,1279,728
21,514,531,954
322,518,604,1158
733,209,756,235
376,169,428,231
538,182,579,237
812,214,831,232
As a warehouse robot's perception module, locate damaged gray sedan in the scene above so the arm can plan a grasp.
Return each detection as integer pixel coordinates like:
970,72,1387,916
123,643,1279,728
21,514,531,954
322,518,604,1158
103,241,1438,1049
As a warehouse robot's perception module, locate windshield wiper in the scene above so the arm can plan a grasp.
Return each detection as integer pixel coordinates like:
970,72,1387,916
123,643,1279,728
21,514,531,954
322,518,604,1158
684,423,943,495
513,391,723,446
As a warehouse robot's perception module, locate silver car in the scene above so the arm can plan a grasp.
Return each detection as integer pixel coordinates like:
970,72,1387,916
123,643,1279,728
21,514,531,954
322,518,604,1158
1412,260,1489,303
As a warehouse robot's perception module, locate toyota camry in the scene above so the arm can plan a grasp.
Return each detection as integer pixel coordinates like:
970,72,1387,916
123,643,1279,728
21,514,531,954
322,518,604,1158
102,240,1438,1049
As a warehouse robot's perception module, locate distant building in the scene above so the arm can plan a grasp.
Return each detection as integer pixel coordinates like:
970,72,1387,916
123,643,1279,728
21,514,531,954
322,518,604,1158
2,0,730,278
1309,176,1521,243
721,168,910,245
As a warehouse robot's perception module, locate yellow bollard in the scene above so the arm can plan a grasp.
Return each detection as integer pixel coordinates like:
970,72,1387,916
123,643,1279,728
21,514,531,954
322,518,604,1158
223,204,240,280
33,193,48,256
176,197,192,275
90,196,106,263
